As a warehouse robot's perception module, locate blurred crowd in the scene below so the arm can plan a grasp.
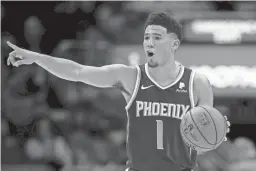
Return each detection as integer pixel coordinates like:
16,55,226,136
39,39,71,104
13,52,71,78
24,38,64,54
2,2,129,171
1,1,256,171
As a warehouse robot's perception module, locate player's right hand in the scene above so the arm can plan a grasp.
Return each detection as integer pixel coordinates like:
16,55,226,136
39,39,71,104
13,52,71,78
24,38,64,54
7,41,41,67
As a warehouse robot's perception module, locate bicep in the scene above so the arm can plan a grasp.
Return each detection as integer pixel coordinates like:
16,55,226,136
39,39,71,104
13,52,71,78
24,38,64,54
193,72,214,107
78,64,128,88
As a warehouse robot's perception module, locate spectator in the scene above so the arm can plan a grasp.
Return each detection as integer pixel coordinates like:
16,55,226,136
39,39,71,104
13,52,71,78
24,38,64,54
233,137,256,160
1,4,4,20
107,129,127,164
92,135,112,165
25,117,73,171
2,62,50,126
24,15,51,111
68,109,95,166
1,31,16,88
196,139,233,171
226,137,256,171
1,116,28,164
24,16,45,52
2,16,49,126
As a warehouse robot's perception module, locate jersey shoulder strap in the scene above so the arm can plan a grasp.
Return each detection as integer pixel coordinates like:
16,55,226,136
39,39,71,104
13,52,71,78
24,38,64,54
125,65,141,110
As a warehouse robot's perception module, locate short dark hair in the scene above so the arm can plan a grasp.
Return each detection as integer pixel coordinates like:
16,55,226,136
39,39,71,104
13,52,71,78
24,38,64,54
144,12,182,41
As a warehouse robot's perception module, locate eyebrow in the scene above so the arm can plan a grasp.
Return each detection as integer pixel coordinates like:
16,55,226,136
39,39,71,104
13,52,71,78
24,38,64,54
144,33,163,36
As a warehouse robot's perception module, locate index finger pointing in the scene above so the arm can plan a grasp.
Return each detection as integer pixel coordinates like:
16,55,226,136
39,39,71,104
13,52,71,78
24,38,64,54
7,41,21,51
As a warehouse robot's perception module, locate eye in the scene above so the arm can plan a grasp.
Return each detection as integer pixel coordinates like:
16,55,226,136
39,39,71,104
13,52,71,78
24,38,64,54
144,36,149,40
155,36,161,40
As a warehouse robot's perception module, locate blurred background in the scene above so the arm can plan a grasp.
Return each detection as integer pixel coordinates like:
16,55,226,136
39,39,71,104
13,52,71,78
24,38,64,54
1,1,256,171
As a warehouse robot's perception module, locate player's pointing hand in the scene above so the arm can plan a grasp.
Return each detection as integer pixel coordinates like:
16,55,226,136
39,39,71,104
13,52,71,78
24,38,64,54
7,41,41,67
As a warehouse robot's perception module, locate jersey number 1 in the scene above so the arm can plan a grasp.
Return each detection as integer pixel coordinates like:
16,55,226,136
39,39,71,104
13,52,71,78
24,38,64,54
156,120,164,150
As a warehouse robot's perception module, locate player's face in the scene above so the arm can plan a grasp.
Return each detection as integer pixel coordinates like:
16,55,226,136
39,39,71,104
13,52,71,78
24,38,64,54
143,25,178,68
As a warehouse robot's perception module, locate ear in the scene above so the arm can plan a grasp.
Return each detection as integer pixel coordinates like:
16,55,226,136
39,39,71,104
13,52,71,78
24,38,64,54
173,39,180,50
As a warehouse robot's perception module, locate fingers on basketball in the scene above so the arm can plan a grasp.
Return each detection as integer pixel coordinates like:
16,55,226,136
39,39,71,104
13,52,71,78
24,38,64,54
223,116,231,132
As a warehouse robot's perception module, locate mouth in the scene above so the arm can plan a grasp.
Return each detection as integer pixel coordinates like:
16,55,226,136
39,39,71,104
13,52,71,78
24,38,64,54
147,51,155,57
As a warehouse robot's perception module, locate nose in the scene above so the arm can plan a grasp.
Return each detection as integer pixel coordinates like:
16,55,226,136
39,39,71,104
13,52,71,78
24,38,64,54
147,37,154,48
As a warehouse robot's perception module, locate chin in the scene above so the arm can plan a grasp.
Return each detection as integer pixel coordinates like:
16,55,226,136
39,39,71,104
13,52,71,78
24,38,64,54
148,60,159,68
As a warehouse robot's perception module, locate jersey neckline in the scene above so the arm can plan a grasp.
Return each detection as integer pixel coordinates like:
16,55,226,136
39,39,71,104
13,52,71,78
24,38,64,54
145,63,185,90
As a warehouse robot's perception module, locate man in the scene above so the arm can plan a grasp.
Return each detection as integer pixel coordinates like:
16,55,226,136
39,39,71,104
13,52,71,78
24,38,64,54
7,12,230,171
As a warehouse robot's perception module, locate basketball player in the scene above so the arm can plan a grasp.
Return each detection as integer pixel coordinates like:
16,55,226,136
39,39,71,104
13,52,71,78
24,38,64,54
7,12,230,171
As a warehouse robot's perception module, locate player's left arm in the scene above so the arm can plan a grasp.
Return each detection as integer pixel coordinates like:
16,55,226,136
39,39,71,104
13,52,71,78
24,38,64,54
193,72,213,107
193,72,230,154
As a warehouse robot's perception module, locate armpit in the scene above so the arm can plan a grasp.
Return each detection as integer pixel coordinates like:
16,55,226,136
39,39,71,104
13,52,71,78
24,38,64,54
113,81,131,96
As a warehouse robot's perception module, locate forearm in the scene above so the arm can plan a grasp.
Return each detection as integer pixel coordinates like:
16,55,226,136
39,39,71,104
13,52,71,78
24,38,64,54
35,54,83,82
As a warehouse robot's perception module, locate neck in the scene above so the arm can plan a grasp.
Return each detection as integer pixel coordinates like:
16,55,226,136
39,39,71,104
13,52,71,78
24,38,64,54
147,60,180,83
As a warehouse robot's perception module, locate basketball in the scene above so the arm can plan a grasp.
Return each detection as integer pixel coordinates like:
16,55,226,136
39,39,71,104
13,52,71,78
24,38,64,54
180,105,227,153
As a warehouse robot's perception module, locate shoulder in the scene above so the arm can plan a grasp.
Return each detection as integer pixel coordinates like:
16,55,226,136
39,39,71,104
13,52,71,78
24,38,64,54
193,72,211,89
100,64,138,86
192,71,213,106
112,64,140,96
111,64,139,82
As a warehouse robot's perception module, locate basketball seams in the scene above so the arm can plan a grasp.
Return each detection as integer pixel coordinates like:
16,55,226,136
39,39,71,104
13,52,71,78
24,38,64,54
199,106,227,147
181,112,214,150
182,132,213,149
181,106,227,152
214,116,227,146
190,109,216,146
182,131,214,150
198,106,218,147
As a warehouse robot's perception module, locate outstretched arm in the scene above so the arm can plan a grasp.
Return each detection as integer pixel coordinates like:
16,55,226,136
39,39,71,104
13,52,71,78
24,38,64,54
36,55,129,88
7,41,130,88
